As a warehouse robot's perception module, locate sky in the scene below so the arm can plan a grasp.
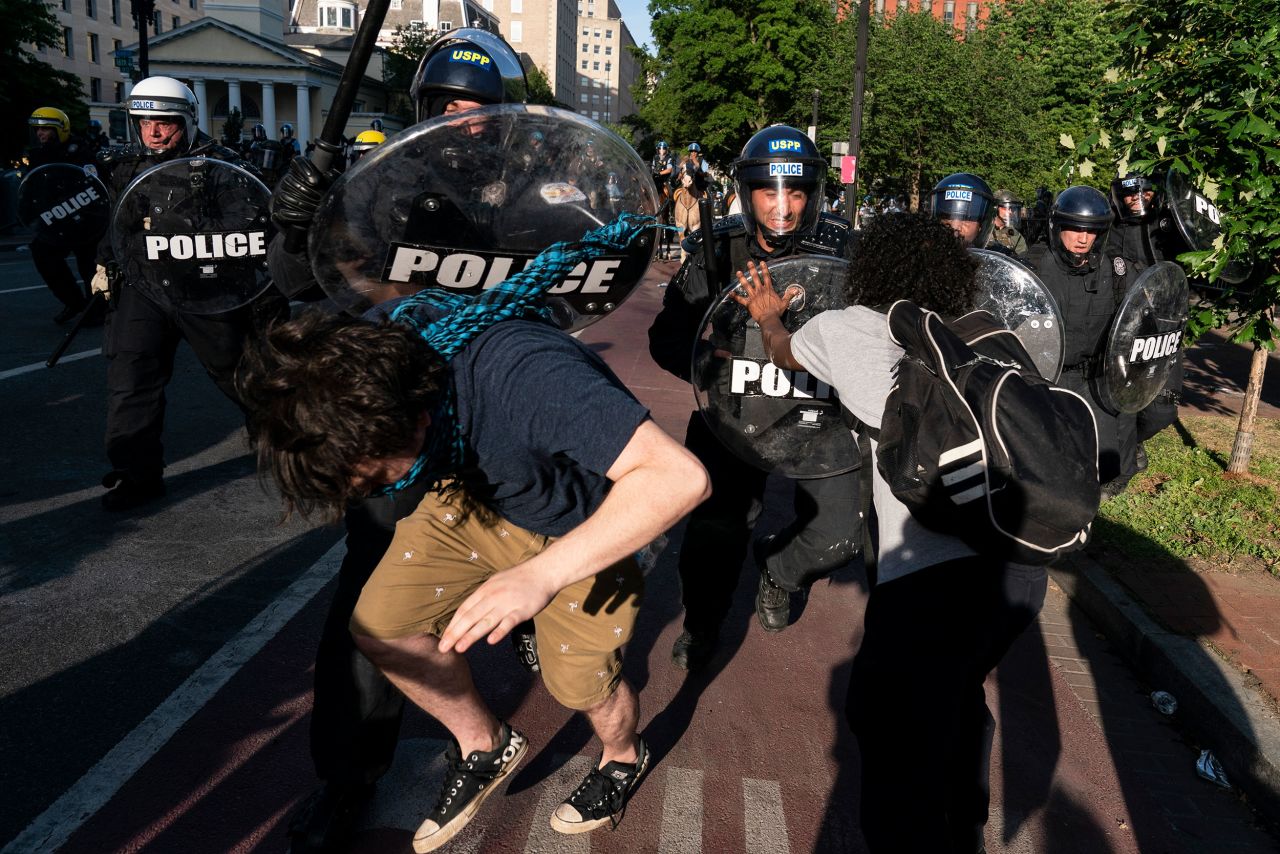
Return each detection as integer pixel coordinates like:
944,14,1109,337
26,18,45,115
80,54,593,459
615,0,654,51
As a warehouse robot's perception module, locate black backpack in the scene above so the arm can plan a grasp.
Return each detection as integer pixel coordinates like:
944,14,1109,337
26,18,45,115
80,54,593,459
853,300,1101,566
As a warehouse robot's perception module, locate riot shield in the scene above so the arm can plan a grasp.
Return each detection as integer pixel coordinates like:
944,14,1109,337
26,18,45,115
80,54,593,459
1093,261,1189,415
111,158,273,315
309,104,658,330
1165,171,1251,285
692,256,857,479
248,140,286,188
969,248,1065,381
18,163,111,250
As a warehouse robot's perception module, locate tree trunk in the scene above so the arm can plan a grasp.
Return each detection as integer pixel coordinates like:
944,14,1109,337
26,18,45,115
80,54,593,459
1227,341,1269,474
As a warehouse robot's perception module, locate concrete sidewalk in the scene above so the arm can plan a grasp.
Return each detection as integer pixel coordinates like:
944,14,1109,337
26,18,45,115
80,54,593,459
589,256,1280,832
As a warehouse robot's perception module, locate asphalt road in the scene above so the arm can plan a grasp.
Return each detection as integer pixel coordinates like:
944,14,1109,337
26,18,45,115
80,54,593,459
1,251,1276,853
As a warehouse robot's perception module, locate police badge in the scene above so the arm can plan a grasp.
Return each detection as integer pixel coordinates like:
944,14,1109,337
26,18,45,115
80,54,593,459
1113,256,1127,277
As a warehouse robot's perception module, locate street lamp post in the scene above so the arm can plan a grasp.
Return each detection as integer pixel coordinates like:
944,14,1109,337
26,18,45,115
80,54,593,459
846,0,870,227
809,88,820,143
130,0,156,78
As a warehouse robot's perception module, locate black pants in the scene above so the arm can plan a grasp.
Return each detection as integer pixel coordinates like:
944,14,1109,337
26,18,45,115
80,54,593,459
103,283,285,480
31,239,96,310
676,412,861,637
847,558,1047,854
311,480,430,784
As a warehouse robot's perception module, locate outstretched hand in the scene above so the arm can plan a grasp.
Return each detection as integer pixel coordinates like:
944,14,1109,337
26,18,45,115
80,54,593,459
438,565,558,655
731,260,801,326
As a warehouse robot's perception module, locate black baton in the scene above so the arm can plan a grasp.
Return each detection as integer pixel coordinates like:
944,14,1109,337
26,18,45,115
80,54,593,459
46,292,105,368
698,195,718,284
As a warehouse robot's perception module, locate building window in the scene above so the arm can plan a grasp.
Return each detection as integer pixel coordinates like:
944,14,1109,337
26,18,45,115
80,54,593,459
90,77,101,101
966,1,977,26
579,92,588,103
604,61,611,72
115,80,125,101
390,0,401,7
922,0,932,12
592,61,599,70
875,0,884,12
88,32,99,62
61,0,69,11
580,60,587,69
581,27,588,35
111,0,119,22
581,43,587,52
85,0,96,18
943,1,954,24
605,29,611,38
153,11,162,32
510,0,521,11
172,15,179,27
62,26,73,58
591,93,599,103
320,2,355,29
189,0,196,8
593,44,599,53
580,76,588,86
593,28,600,37
604,46,611,55
510,20,521,41
591,111,599,120
440,19,452,30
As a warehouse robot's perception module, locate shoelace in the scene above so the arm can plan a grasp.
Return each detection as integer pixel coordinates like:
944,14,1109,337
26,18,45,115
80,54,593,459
568,767,629,828
435,751,506,816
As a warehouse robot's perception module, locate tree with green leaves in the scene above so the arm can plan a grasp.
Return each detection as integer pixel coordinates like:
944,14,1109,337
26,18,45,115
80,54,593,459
641,0,834,163
383,23,438,124
1103,0,1280,473
1,0,87,166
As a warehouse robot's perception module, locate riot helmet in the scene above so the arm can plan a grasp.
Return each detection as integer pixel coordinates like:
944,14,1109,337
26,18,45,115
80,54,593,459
280,123,295,139
993,189,1022,230
88,118,103,133
350,129,385,161
927,172,996,247
1110,172,1159,223
733,124,825,247
411,28,527,122
28,107,71,146
656,140,669,153
1049,185,1112,268
370,118,384,132
251,123,267,142
127,77,199,156
687,142,702,153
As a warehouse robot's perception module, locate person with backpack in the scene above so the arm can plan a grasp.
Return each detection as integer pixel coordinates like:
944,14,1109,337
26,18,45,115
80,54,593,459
732,211,1080,854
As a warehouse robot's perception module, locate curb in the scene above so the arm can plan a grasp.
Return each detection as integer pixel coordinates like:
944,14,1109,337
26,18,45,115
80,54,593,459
1049,555,1280,826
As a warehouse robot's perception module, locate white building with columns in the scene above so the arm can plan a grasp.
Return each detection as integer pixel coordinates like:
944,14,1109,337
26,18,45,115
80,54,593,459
131,0,394,145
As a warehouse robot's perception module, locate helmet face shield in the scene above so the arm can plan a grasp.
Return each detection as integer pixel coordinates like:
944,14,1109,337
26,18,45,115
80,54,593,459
928,176,995,247
29,108,71,146
128,77,199,156
733,125,826,244
1111,174,1158,222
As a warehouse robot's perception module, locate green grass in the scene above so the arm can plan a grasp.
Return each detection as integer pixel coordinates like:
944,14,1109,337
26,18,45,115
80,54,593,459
1094,416,1280,572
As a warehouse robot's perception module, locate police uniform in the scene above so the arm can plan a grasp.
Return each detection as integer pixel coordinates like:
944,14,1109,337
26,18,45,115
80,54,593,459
1029,243,1139,487
989,224,1028,256
27,135,101,318
648,212,862,642
97,131,287,499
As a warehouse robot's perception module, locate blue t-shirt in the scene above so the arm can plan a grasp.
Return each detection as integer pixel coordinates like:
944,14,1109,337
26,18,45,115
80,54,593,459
453,320,649,535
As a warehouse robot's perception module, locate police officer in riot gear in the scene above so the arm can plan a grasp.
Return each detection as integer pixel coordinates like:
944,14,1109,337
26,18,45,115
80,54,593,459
1107,171,1183,467
25,107,102,323
1029,185,1138,496
988,188,1028,255
348,129,385,165
263,30,537,854
280,122,301,157
927,172,997,248
248,123,287,189
648,124,860,672
93,76,286,511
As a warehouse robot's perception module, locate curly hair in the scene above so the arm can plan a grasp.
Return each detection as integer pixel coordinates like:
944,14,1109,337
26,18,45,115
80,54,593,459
845,211,980,316
236,311,448,521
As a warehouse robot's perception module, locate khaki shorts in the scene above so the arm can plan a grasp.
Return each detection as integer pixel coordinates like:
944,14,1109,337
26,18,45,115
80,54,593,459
351,487,644,711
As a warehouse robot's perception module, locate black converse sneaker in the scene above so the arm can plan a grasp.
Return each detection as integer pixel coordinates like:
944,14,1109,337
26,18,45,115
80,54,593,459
413,722,528,853
549,738,651,835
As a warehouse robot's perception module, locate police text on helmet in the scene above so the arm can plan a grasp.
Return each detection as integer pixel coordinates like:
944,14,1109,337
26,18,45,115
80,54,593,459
144,231,268,261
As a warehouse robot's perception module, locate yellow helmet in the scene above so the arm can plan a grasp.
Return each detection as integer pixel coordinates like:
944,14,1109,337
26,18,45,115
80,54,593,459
352,129,386,151
350,129,385,162
29,107,71,144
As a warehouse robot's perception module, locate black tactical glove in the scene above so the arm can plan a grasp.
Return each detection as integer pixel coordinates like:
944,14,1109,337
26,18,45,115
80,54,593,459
269,156,337,230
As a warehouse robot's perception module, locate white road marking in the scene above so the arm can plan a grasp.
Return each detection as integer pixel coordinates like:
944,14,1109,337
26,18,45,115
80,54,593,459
659,767,703,854
0,348,100,380
0,540,346,854
0,285,47,294
524,755,592,853
743,778,791,854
